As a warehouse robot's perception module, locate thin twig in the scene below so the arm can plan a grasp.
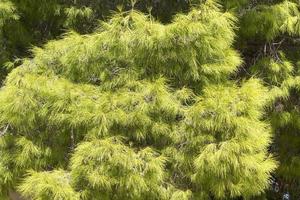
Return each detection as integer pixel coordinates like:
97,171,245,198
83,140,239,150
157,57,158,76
0,124,9,137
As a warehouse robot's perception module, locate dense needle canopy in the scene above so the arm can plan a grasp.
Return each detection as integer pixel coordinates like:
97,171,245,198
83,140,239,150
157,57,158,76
3,0,300,199
0,1,277,199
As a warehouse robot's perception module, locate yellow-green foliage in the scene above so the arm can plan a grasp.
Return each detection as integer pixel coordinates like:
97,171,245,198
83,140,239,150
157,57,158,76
28,5,241,89
188,79,276,198
240,1,300,41
266,76,300,184
0,1,18,28
64,6,94,31
0,1,276,199
251,53,294,86
19,170,79,200
70,137,166,200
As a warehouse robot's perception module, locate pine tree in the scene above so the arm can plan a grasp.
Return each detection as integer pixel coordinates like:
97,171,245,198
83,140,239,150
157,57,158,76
0,1,277,199
220,0,300,198
232,0,300,199
4,0,300,199
0,0,192,85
